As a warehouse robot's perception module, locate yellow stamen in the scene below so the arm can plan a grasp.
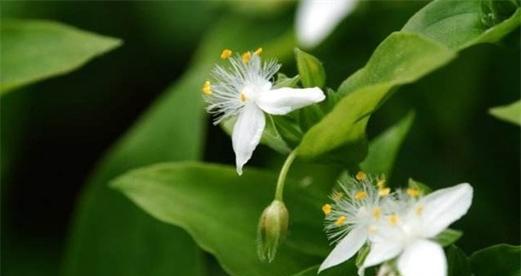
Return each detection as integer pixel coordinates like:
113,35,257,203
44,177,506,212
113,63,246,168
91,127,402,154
254,47,263,56
388,214,399,225
220,49,232,59
241,51,251,63
378,187,391,197
407,187,420,197
416,205,424,216
376,178,386,189
355,171,366,181
335,215,347,226
332,191,343,201
322,204,332,215
201,80,212,95
355,191,368,200
239,92,247,102
372,207,382,219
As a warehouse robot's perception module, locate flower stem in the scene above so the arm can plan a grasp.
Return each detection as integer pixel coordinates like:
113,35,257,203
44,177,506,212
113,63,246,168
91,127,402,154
274,150,297,201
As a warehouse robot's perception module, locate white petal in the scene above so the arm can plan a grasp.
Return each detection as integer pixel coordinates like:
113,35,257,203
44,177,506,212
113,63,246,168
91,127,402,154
256,87,325,115
397,239,447,276
419,183,473,237
296,0,359,48
318,226,367,272
362,240,402,269
232,104,265,175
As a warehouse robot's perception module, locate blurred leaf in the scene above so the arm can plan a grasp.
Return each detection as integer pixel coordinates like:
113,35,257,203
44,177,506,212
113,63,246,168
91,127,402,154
470,244,521,276
402,0,520,49
489,100,521,126
436,229,463,247
295,48,326,88
112,162,326,276
291,260,357,276
361,111,415,176
63,17,292,276
407,178,432,194
296,0,520,164
0,19,121,94
446,245,471,276
273,73,301,89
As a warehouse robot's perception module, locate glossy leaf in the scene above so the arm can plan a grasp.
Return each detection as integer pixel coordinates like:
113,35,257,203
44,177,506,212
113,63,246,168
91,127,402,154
470,244,521,276
112,162,327,276
361,111,415,176
0,19,121,94
489,100,521,126
296,0,520,163
295,48,326,88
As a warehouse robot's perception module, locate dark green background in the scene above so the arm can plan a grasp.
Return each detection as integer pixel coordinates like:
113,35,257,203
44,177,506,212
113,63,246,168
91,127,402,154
1,1,519,275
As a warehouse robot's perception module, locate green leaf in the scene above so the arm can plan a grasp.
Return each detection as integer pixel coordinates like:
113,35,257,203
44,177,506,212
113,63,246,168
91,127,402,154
296,0,520,164
291,260,357,276
273,73,301,89
470,244,521,276
402,0,521,50
294,48,326,88
489,100,521,126
0,19,121,94
63,17,293,276
112,162,327,276
408,178,432,195
436,229,463,247
361,111,415,176
446,245,471,276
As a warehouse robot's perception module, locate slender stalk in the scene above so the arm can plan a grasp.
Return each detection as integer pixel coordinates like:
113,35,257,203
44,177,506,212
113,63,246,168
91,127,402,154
274,150,297,201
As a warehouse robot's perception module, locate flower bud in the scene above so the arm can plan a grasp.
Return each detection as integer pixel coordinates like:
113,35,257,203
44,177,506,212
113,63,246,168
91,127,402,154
257,200,289,262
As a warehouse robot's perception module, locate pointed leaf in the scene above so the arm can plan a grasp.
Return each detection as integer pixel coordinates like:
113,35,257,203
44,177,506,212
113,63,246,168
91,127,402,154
470,244,521,276
489,100,521,126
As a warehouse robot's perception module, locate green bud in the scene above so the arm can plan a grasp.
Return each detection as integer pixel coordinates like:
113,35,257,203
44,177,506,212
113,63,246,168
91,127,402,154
294,48,326,88
257,200,289,262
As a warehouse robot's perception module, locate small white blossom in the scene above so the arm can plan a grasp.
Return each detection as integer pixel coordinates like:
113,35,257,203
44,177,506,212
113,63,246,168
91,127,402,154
361,183,474,276
202,48,325,175
319,172,393,272
296,0,359,48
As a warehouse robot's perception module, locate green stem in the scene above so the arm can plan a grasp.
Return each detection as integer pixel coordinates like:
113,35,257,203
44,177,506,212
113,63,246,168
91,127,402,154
274,150,297,201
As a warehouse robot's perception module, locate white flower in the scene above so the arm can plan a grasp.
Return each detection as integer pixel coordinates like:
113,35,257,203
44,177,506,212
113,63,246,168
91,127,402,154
203,48,325,175
319,173,392,272
296,0,359,48
362,183,474,276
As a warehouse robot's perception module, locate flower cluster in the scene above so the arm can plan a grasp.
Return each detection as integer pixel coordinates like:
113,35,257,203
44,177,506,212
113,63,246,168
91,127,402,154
202,48,325,175
320,172,473,276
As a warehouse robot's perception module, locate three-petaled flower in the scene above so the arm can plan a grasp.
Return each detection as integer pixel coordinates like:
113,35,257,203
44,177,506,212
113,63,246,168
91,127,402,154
202,48,325,175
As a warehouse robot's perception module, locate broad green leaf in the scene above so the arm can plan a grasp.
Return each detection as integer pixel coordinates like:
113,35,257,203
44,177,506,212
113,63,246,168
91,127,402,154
63,17,292,276
296,0,520,163
291,261,357,276
489,100,521,126
446,245,471,276
436,229,463,247
295,48,326,88
470,244,521,276
0,19,121,94
361,111,415,176
297,32,454,161
112,162,327,276
402,0,520,50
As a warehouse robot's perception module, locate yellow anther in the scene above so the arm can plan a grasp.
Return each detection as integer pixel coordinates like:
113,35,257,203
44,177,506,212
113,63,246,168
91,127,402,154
377,178,386,189
416,205,424,216
335,215,347,226
354,191,368,200
332,191,343,201
220,49,232,59
241,51,251,63
388,214,399,225
322,204,332,215
239,92,247,102
372,207,382,219
254,47,263,56
201,80,212,96
378,187,391,197
355,171,367,181
407,187,420,197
